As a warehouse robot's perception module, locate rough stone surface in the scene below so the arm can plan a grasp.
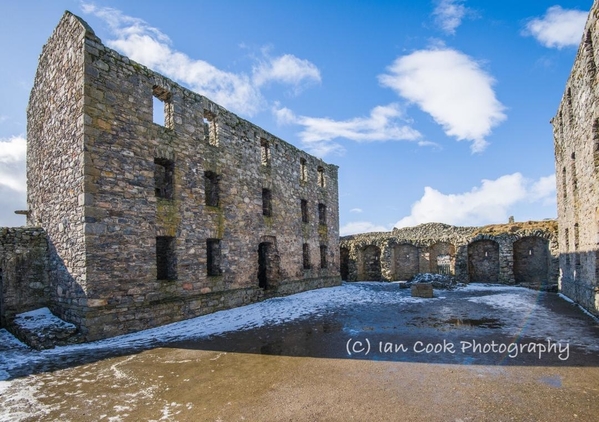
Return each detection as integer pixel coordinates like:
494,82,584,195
340,221,559,288
408,273,457,289
553,0,599,317
0,227,49,327
411,283,434,298
1,12,340,343
11,307,80,350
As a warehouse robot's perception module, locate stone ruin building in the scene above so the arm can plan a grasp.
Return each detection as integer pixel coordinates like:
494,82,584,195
4,2,599,346
0,12,340,342
340,221,559,289
553,0,599,318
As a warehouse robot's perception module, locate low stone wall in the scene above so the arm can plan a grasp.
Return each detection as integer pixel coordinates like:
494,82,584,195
0,227,50,326
340,221,559,289
75,276,340,340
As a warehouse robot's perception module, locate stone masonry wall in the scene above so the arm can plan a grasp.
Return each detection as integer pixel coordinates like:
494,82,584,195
553,0,599,316
340,221,558,289
0,228,49,326
26,12,340,341
27,13,88,327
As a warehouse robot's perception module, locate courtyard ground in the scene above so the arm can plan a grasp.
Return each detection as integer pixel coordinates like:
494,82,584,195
1,282,599,421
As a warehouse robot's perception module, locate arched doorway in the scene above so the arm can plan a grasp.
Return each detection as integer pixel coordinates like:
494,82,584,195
468,239,499,283
428,242,455,275
340,247,350,281
513,236,549,286
361,245,382,281
394,244,419,280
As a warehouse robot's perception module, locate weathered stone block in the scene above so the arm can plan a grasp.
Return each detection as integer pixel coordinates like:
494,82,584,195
411,283,434,298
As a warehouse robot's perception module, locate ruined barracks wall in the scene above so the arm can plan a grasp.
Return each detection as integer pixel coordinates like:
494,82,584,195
339,221,559,289
26,12,340,341
0,228,50,327
553,1,599,316
26,12,88,330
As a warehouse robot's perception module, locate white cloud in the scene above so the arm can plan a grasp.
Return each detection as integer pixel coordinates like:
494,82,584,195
530,174,557,205
274,103,422,157
523,6,588,49
395,173,556,228
379,48,506,153
350,208,363,213
253,54,321,91
0,136,26,193
0,136,27,227
82,4,320,116
433,0,469,35
340,221,390,236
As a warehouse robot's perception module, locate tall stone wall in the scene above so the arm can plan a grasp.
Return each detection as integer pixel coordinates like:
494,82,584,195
553,1,599,316
26,12,340,341
339,221,559,289
27,12,88,327
0,228,49,326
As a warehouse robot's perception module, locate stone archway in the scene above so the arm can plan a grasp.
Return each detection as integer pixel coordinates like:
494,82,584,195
361,245,382,281
468,239,499,283
513,236,549,287
394,244,419,280
428,242,455,275
340,247,350,281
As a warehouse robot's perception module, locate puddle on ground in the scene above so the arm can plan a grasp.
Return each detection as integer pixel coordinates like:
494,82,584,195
539,375,562,388
408,317,503,330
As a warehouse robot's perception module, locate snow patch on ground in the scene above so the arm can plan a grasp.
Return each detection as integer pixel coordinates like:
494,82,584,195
468,290,599,351
13,308,76,331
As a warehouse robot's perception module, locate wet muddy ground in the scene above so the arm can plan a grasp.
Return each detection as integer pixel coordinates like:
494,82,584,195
2,282,599,421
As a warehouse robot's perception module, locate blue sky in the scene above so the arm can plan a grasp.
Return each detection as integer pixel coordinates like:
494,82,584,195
0,0,591,234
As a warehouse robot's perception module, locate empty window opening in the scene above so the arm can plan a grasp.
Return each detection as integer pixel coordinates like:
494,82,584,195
300,158,307,182
154,158,174,199
317,166,325,187
318,203,327,226
204,171,220,207
301,199,309,223
320,245,327,269
484,251,488,257
207,239,222,276
261,139,270,166
565,228,570,266
585,29,597,77
203,111,218,146
566,88,573,122
303,243,311,269
529,249,533,256
156,236,177,280
593,119,599,169
562,167,567,200
571,154,577,192
152,85,173,128
262,188,272,216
